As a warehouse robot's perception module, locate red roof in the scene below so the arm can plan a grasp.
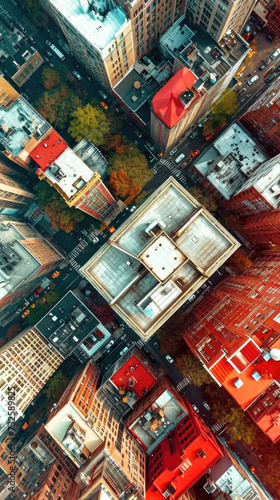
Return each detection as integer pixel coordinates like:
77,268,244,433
110,355,157,399
29,130,68,171
152,68,197,128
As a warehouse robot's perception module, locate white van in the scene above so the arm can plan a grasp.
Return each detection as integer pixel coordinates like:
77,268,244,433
175,153,186,164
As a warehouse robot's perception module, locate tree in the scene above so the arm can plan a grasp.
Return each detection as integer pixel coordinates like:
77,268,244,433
134,190,152,206
43,370,69,411
41,68,63,90
27,302,49,325
23,0,39,13
176,353,213,386
45,287,62,305
203,89,239,136
6,324,21,340
68,103,111,145
36,86,81,130
227,248,253,272
108,147,153,191
109,169,140,202
188,186,218,214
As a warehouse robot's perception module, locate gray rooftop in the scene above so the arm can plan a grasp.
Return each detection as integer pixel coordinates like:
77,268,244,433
160,16,248,91
82,177,239,339
36,290,100,358
0,96,50,157
0,222,41,300
193,123,267,200
47,0,128,51
73,139,108,179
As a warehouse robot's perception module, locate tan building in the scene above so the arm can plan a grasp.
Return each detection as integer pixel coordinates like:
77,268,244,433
81,177,239,340
0,76,51,168
0,328,63,439
152,18,249,151
185,0,257,41
0,220,63,321
0,162,35,214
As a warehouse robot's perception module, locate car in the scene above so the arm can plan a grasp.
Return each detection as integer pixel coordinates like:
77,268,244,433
44,56,50,63
105,339,115,350
153,341,160,349
49,63,55,68
192,404,199,413
29,36,36,44
247,75,259,86
202,401,210,411
180,160,188,169
189,149,200,160
120,346,129,356
158,152,163,157
100,101,108,110
270,48,280,60
249,465,256,474
52,270,60,279
135,130,142,138
134,140,139,145
267,33,275,42
86,75,92,81
240,98,246,103
46,50,52,57
30,303,36,309
238,87,246,96
22,309,30,318
109,226,116,233
170,148,178,156
46,40,52,46
188,294,196,302
166,354,174,363
73,71,82,80
130,205,136,212
265,71,278,84
91,236,99,243
258,63,266,71
99,90,108,99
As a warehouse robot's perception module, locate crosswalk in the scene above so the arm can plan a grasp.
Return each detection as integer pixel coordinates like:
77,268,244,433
176,376,192,391
136,339,145,348
69,239,88,260
159,159,189,188
211,421,227,434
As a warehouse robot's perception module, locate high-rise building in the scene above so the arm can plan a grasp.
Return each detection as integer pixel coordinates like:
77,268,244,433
183,252,280,443
81,177,239,339
30,130,117,221
0,328,63,438
223,154,280,217
0,162,35,214
189,122,267,203
239,78,280,157
151,19,249,150
41,0,187,90
240,209,280,246
0,220,63,321
266,0,280,37
185,0,256,42
0,76,51,169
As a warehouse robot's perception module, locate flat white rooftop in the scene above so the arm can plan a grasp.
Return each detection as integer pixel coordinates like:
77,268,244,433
43,148,95,199
48,0,128,51
81,178,239,339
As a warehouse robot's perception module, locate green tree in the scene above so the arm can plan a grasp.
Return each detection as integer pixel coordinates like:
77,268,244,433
36,86,81,130
203,89,239,136
45,287,62,305
188,186,218,214
176,353,213,386
23,0,39,13
134,190,152,206
227,248,253,272
41,68,63,90
108,147,153,191
27,302,49,325
43,370,69,411
68,103,111,145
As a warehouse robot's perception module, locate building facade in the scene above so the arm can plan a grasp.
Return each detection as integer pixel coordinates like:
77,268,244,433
240,77,280,157
0,163,35,214
151,19,249,151
0,328,63,439
185,0,257,41
266,0,280,37
183,251,280,443
240,209,280,246
0,220,62,321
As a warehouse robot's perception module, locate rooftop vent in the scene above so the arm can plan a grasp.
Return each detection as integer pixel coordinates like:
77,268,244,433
270,348,280,361
233,377,243,389
134,81,141,89
252,370,261,381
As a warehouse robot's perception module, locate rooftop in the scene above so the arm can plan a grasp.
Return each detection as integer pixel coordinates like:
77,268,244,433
160,16,248,91
34,147,99,201
0,77,51,158
81,177,239,339
73,139,108,179
0,221,43,300
193,123,267,199
151,67,198,128
29,130,68,171
45,401,102,467
35,290,100,358
129,389,187,452
46,0,128,51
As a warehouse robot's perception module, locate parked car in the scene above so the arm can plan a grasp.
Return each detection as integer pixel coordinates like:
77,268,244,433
189,149,200,160
170,148,178,156
166,354,174,363
265,71,278,84
100,101,108,110
105,339,115,350
270,47,280,60
259,59,270,70
247,75,259,86
135,130,142,138
188,294,196,302
29,36,36,44
22,309,30,318
45,39,52,46
192,404,199,413
238,87,246,96
153,341,160,349
130,205,136,212
203,401,211,411
99,90,108,99
52,270,60,279
73,70,82,80
180,160,189,169
120,346,129,356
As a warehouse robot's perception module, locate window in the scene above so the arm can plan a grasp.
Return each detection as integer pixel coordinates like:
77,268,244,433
123,56,127,62
120,32,124,39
